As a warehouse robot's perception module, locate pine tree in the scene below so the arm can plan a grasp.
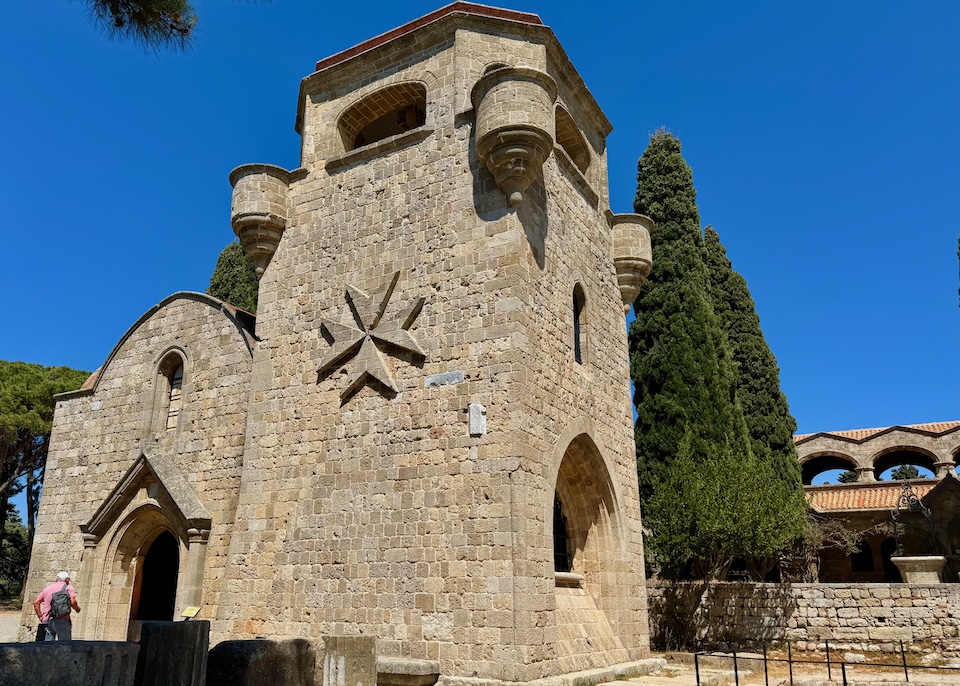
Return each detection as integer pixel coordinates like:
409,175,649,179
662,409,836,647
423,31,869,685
629,131,750,502
88,1,197,50
207,241,259,314
702,227,802,488
890,464,920,480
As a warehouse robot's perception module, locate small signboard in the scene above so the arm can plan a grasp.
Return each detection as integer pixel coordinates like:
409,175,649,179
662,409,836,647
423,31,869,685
181,606,201,620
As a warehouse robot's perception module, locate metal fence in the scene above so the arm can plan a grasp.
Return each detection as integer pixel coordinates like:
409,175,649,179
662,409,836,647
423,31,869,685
694,639,960,685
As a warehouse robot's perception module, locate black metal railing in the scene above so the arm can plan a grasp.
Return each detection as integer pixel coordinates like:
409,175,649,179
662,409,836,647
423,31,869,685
693,639,960,685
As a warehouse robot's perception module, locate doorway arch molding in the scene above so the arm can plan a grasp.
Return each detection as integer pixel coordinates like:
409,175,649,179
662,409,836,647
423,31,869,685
77,444,211,639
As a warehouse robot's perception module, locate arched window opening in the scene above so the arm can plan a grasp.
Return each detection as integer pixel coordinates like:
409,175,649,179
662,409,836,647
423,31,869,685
850,540,874,572
555,106,590,173
155,352,186,435
553,496,572,573
573,284,585,364
482,62,509,74
339,83,427,151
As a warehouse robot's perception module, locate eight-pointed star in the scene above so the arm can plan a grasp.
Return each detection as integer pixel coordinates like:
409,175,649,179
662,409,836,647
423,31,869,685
318,271,425,399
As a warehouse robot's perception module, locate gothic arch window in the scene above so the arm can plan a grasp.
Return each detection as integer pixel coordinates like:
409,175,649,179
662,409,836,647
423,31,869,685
338,82,427,151
553,496,572,573
555,106,590,173
573,284,586,364
155,351,186,434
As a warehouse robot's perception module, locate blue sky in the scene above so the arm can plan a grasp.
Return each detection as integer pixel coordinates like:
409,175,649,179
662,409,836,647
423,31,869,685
2,1,958,444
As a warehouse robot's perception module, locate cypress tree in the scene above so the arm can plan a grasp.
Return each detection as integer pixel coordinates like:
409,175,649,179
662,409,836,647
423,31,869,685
702,227,802,488
630,132,806,579
207,241,259,314
629,131,750,501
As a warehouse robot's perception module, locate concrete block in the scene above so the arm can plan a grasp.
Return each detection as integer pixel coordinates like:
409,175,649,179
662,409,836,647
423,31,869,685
0,641,139,686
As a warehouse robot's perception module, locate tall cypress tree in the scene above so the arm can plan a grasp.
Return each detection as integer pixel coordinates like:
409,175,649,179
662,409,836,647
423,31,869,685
703,227,802,487
630,132,805,579
207,241,259,314
629,131,750,501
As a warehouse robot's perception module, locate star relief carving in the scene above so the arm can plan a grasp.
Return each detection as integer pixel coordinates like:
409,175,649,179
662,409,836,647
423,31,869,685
318,271,425,399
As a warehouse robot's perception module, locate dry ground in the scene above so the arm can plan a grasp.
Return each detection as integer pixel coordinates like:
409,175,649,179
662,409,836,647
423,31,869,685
0,610,21,642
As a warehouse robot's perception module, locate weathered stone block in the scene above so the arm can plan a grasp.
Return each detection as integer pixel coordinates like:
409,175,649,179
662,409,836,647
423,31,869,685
130,620,209,686
322,636,376,686
206,639,316,686
0,641,139,686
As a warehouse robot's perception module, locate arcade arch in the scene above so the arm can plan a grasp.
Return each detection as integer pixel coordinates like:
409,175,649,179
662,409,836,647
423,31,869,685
871,447,937,481
801,452,858,485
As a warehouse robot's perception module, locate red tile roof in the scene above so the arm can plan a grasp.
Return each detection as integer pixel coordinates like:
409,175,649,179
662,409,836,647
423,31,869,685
314,2,544,72
795,421,960,444
806,481,936,512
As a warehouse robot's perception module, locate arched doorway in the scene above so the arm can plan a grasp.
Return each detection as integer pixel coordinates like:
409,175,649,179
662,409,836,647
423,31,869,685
131,530,180,622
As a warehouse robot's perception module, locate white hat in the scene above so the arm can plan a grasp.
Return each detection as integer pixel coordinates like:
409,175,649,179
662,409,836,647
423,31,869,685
56,571,70,581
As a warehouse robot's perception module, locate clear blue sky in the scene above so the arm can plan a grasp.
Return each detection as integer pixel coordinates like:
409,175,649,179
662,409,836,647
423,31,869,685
2,1,957,438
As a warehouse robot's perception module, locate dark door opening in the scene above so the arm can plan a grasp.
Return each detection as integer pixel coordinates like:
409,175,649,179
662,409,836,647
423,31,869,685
881,537,902,582
132,530,179,621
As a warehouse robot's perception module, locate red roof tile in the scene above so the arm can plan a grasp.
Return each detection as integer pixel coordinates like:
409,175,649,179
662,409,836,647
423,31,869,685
795,421,960,444
806,481,936,511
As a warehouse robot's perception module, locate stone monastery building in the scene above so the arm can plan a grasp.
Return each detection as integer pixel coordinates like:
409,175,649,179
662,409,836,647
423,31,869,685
23,4,656,683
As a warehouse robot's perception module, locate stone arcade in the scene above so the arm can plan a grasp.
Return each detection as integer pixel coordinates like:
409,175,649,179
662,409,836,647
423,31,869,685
22,4,655,684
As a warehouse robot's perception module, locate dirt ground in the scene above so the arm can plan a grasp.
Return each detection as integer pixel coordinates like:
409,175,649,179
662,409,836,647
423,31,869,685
0,610,21,642
621,650,960,686
0,620,957,686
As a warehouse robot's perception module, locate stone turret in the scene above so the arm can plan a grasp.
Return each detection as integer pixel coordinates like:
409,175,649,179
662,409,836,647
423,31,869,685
610,213,654,312
471,66,557,207
229,164,291,277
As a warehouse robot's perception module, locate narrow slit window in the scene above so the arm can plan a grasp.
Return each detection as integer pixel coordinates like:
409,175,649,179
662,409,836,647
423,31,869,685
573,284,585,364
553,496,571,573
165,363,184,431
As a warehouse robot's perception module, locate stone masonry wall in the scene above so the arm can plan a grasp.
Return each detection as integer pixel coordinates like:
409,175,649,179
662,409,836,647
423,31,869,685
647,581,960,652
21,295,253,640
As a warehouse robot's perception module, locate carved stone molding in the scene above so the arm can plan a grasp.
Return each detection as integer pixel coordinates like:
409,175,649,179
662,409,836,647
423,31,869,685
319,271,425,399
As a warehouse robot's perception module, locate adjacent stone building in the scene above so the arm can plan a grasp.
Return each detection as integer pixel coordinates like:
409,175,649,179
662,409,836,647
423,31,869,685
23,4,654,683
798,421,960,583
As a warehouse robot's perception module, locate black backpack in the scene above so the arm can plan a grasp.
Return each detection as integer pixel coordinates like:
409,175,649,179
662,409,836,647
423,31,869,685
49,582,71,619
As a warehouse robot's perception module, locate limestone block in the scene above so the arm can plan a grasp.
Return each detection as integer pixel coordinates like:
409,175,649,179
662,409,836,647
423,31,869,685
322,635,376,686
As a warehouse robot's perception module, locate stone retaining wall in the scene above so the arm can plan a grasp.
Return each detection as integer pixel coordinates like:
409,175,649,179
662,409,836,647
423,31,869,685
647,581,960,653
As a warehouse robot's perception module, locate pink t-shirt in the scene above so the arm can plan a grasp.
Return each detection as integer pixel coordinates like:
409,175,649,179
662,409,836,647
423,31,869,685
36,582,76,620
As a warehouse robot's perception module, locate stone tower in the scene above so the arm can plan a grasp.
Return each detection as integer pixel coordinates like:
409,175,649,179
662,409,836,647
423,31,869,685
24,3,653,684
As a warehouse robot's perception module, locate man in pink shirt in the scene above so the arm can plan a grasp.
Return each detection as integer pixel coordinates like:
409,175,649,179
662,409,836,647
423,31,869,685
33,571,81,641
